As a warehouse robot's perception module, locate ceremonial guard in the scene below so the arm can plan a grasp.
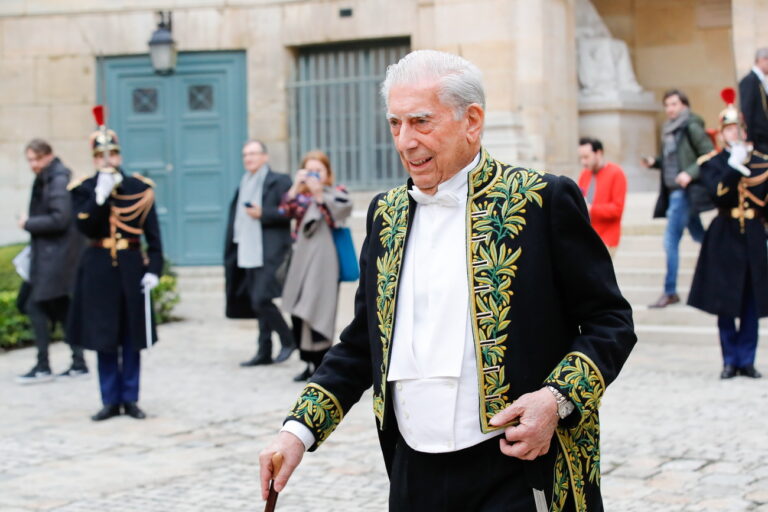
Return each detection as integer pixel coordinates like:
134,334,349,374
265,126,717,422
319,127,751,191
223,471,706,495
688,89,767,379
67,107,164,420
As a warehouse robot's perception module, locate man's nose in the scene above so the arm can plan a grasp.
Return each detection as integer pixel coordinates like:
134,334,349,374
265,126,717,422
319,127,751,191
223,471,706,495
396,124,419,152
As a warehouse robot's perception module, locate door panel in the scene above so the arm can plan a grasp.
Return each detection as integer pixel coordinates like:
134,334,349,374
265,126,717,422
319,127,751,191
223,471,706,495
102,52,246,265
174,72,229,265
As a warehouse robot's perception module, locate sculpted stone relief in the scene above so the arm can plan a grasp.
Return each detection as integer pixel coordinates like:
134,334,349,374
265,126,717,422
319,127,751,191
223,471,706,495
576,0,646,101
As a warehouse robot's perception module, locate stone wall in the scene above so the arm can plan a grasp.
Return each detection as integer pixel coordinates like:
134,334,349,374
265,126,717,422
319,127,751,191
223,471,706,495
6,1,764,242
732,0,768,77
0,0,585,244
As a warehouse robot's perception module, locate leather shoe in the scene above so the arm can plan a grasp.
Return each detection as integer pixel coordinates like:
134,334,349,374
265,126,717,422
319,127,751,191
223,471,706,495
275,345,297,363
720,364,738,379
293,365,313,382
123,402,146,419
649,293,680,308
91,404,121,421
738,365,762,378
240,355,272,367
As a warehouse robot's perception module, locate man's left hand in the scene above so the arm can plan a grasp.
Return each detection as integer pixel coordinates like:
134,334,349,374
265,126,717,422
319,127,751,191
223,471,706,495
246,205,262,219
675,172,692,188
17,213,27,229
489,388,559,460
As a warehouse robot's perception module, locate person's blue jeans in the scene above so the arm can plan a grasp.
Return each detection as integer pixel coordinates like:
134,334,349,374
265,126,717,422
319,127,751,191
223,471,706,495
663,189,704,295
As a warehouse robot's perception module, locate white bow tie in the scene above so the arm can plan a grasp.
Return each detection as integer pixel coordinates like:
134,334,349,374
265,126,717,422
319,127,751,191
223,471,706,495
408,188,462,207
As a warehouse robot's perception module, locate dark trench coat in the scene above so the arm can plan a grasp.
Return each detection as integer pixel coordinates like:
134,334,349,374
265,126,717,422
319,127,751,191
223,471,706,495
24,157,83,302
224,168,292,318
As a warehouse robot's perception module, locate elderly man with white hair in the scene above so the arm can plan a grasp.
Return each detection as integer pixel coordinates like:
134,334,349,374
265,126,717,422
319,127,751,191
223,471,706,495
260,50,636,512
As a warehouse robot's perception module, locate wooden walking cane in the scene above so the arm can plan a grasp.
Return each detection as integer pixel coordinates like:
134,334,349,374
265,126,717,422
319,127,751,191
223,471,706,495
264,452,283,512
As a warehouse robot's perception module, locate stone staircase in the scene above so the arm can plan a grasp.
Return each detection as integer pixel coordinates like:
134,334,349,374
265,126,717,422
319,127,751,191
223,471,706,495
173,191,755,350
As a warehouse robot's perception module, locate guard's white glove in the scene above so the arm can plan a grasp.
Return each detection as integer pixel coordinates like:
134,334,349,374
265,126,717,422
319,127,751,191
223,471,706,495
728,143,751,177
94,172,123,205
141,273,159,293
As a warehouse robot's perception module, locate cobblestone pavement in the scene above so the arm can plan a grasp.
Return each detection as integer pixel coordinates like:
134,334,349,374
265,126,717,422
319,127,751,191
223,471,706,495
1,285,766,511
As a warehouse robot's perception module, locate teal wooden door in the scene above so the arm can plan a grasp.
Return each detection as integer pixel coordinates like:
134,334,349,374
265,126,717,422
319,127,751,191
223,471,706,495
102,52,246,265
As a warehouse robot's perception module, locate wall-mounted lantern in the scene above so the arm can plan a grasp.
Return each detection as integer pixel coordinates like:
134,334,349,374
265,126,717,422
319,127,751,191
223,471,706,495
148,11,176,75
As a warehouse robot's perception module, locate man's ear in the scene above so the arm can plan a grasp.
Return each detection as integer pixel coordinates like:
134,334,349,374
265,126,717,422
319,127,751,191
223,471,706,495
465,104,484,144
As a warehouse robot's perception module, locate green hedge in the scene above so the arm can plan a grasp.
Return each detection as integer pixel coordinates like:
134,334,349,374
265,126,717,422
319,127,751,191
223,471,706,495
0,244,180,349
0,244,24,292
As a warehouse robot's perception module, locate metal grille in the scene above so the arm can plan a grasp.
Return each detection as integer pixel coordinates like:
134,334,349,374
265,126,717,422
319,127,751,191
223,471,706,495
132,87,158,113
289,40,410,190
188,85,213,111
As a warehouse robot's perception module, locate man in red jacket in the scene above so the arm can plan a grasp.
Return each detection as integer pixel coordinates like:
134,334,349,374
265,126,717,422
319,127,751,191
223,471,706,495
577,137,627,256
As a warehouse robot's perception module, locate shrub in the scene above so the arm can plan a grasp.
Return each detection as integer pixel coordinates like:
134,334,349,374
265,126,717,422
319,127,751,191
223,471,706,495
0,244,181,349
152,262,181,324
0,244,24,293
0,291,32,348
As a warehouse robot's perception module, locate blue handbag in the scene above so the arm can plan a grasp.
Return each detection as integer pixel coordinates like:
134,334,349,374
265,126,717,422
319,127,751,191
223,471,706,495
332,226,360,282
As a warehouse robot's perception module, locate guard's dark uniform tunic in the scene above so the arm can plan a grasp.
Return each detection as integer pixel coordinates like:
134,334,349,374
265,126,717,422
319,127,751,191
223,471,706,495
688,149,768,370
67,169,163,405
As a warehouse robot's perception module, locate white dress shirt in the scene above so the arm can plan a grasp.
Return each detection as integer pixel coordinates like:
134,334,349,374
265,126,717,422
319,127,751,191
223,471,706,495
387,152,500,453
283,153,500,452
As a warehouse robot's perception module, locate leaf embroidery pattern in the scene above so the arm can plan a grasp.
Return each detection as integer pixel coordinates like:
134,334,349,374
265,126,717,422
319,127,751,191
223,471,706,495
288,383,344,446
547,352,606,512
468,162,547,431
371,187,409,424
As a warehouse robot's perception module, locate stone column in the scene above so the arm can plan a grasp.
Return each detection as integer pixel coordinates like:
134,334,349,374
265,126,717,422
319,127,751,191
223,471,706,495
415,0,579,175
579,97,658,191
732,0,768,77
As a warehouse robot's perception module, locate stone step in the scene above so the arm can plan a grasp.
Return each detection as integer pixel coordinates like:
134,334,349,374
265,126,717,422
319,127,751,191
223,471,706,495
619,285,691,305
176,276,225,294
612,250,699,269
635,323,768,346
630,304,714,327
615,267,694,288
616,235,702,253
174,266,225,294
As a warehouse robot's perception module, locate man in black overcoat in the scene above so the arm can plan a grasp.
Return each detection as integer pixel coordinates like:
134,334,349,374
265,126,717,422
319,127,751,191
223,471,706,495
688,95,767,379
224,140,295,366
16,139,86,384
259,50,636,512
67,127,163,421
739,47,768,153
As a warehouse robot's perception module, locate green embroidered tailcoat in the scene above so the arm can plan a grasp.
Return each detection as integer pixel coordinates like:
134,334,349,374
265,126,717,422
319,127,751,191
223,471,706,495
286,150,636,512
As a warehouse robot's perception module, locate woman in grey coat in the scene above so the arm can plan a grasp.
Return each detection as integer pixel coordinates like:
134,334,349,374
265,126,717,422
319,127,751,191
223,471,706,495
280,150,353,381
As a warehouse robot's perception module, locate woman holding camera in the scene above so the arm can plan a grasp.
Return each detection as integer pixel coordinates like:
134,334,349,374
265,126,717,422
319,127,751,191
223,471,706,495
279,150,353,381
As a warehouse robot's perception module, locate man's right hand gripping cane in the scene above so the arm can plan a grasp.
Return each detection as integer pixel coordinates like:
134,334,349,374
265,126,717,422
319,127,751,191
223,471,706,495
259,431,305,500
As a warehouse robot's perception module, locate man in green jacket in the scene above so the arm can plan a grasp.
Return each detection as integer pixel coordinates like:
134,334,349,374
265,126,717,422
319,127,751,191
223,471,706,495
642,89,714,308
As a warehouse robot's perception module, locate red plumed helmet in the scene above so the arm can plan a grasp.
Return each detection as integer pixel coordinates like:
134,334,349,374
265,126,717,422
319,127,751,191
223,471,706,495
718,88,739,129
92,105,105,127
89,105,120,155
720,87,736,106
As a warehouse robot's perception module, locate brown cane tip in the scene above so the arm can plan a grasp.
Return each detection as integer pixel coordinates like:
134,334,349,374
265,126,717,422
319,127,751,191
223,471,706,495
271,452,284,475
